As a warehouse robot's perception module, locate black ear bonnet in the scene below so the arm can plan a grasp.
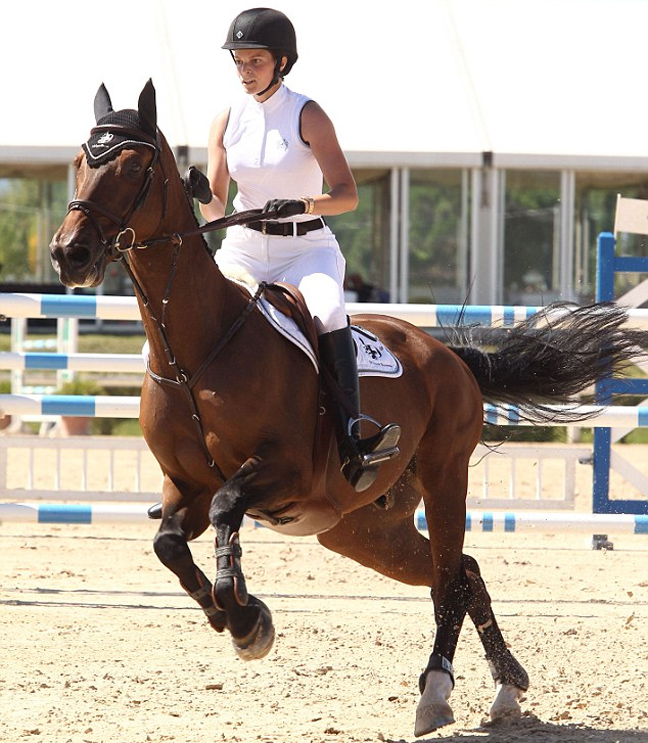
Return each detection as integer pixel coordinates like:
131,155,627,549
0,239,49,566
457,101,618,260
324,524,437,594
82,81,158,168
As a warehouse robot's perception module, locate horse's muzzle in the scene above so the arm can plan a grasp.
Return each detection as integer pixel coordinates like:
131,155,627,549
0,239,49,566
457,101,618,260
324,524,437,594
49,237,106,288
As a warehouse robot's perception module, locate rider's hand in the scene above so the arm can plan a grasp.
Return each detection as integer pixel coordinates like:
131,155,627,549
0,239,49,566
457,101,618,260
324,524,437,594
262,198,306,219
184,166,213,205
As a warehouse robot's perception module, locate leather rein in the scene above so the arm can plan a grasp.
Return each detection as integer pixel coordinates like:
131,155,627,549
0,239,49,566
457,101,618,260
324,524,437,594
66,127,274,478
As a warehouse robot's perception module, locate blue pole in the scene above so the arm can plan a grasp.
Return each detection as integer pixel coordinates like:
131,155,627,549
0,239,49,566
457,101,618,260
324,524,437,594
596,232,615,302
593,232,616,512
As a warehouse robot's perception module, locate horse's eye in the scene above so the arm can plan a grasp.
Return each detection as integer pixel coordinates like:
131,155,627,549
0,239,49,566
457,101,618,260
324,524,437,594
130,162,143,175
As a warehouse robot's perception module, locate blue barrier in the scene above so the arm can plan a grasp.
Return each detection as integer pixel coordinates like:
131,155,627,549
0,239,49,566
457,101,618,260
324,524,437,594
595,232,648,515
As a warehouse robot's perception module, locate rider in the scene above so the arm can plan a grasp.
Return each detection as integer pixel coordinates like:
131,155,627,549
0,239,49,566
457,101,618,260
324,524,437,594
193,7,400,492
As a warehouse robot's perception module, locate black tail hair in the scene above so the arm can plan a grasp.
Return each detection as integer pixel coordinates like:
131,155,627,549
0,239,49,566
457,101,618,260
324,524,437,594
448,302,648,423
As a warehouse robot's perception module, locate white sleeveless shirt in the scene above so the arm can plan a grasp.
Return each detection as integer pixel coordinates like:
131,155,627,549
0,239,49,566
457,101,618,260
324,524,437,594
224,84,323,220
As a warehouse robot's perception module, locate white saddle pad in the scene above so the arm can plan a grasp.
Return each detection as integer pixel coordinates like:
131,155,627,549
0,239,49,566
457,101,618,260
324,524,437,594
257,295,402,378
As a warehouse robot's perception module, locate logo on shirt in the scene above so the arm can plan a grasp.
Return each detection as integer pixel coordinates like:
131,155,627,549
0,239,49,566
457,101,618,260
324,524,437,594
277,137,289,151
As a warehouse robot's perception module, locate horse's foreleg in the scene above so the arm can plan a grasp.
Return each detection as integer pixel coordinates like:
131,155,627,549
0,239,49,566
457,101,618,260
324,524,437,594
209,459,275,661
463,554,529,721
153,513,228,632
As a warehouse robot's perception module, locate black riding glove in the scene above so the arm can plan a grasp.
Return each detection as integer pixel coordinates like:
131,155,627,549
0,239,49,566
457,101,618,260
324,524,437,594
184,166,212,205
262,198,306,219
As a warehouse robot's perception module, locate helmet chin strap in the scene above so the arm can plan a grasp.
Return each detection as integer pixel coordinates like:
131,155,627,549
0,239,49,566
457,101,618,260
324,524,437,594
255,56,284,97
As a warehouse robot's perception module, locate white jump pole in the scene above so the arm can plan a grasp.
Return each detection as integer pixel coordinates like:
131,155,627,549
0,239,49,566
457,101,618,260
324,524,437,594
2,502,647,534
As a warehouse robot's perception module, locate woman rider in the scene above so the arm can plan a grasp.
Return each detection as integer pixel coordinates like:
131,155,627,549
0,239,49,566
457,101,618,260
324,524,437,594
195,7,400,492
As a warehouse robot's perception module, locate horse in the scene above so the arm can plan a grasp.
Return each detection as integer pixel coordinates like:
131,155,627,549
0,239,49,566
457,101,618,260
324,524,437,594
50,80,648,736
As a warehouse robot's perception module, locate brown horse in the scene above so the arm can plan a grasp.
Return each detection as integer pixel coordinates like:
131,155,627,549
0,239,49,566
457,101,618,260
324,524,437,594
50,80,648,736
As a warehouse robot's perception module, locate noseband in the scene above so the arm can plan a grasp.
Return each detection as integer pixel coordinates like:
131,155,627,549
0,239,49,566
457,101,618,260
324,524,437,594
66,125,164,256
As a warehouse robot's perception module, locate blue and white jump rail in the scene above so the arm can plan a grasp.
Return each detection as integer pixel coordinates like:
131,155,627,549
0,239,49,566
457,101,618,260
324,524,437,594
418,510,648,535
2,502,647,534
0,502,150,524
483,403,648,428
0,351,143,374
0,394,140,418
2,394,648,426
4,291,648,329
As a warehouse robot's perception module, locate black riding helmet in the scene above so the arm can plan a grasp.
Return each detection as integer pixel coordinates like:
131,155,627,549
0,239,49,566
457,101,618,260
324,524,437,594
222,7,298,94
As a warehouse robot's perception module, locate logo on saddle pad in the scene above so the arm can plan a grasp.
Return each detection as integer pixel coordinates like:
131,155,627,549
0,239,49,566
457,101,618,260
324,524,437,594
351,326,402,377
357,335,384,361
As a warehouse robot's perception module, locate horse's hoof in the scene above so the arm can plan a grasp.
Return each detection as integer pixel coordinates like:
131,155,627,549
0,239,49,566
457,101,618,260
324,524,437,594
414,701,454,737
232,598,275,661
489,683,524,722
414,670,455,736
206,610,228,633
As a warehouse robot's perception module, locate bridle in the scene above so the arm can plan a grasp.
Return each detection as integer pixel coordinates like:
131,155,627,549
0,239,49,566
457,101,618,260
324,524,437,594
67,125,164,257
66,123,274,478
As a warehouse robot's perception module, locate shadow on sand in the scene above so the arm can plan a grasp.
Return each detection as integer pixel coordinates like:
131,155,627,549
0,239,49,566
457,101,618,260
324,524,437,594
388,713,648,743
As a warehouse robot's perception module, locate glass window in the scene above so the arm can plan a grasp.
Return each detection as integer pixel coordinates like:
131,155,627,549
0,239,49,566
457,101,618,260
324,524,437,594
575,172,648,300
328,169,392,303
503,170,561,306
407,169,469,304
0,177,68,286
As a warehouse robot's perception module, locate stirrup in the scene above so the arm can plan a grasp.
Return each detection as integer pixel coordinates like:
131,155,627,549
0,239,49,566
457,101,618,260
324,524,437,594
340,418,401,493
358,421,401,466
349,416,401,462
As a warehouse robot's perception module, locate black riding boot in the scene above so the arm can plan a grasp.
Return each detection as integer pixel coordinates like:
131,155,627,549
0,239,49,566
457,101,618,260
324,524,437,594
318,326,401,492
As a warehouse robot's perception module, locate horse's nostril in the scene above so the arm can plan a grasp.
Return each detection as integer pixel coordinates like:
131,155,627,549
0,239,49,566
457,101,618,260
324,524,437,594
65,244,92,268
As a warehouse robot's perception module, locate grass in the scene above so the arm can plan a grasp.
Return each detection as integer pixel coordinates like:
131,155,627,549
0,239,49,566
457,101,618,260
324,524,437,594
0,331,145,354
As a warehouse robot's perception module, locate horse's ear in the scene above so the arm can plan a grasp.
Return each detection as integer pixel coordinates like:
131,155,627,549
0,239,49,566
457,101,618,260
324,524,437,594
94,83,114,123
138,79,157,136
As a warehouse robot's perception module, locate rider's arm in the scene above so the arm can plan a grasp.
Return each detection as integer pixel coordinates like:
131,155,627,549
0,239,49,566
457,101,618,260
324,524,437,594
300,101,358,216
200,109,230,222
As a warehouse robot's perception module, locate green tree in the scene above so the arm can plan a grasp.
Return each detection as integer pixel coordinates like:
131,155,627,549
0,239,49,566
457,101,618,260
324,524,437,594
0,178,68,283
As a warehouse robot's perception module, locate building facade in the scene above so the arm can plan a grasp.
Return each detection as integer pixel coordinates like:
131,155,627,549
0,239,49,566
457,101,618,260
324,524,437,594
2,153,648,306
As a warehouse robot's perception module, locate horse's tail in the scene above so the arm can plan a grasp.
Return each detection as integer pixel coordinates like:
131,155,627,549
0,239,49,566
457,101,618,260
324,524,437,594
448,301,648,423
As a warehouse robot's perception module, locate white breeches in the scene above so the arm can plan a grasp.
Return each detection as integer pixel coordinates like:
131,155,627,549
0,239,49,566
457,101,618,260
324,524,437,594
215,224,348,335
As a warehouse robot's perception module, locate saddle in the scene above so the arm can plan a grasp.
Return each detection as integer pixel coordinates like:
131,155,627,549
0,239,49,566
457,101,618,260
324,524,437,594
261,281,320,360
227,276,402,378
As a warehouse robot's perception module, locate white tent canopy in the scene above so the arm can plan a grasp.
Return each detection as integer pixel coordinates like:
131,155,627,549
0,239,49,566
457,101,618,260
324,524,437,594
3,0,648,173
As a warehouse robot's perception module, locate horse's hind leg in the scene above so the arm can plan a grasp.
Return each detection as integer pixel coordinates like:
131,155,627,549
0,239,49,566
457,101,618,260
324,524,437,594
318,462,467,735
416,455,528,730
464,555,529,720
320,455,528,735
412,457,477,736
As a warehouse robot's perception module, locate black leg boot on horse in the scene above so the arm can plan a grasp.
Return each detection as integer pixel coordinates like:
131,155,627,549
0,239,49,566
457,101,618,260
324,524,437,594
318,325,401,492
